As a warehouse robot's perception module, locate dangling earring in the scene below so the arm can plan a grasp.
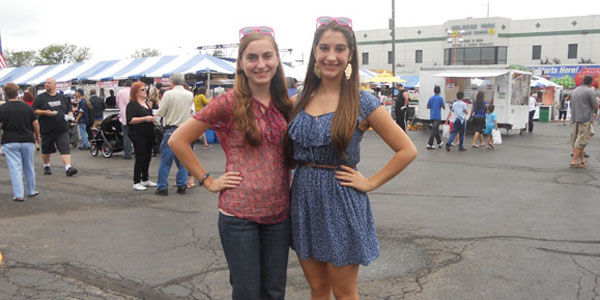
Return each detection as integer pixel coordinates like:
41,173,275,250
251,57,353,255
314,64,322,79
344,64,352,80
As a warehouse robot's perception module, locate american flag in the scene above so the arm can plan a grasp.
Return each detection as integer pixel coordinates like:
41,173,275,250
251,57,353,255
0,33,7,69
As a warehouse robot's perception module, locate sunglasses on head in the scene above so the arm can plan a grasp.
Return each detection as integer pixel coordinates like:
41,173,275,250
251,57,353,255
239,26,275,40
316,16,353,30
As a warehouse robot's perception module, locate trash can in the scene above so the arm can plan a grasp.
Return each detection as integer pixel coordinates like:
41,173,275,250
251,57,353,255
539,106,550,122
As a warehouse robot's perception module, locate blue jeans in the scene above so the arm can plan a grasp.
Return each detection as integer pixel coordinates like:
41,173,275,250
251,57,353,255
218,214,290,300
122,124,132,158
156,128,188,189
78,123,89,148
3,143,36,198
448,118,466,149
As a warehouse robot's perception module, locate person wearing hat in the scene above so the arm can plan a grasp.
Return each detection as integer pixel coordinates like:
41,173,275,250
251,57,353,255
74,88,90,150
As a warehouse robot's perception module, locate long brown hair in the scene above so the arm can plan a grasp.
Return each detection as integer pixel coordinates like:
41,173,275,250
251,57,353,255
233,32,292,146
291,22,360,158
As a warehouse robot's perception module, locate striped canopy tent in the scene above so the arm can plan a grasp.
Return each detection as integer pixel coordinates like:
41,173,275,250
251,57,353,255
0,54,236,87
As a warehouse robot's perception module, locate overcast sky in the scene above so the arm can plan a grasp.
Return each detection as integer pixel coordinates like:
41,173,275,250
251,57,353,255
1,0,598,64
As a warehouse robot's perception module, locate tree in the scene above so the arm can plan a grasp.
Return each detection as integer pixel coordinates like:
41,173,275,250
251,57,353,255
131,48,161,58
35,43,92,65
3,49,37,67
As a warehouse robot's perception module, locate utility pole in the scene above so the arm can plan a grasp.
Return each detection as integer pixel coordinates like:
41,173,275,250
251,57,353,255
390,0,396,76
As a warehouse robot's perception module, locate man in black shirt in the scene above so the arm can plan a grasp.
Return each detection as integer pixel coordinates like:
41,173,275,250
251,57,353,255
105,89,116,108
395,83,409,131
88,88,105,128
32,77,78,176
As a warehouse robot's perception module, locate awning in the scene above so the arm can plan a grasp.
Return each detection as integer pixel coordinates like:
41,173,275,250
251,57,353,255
433,70,510,78
0,54,239,86
399,75,419,88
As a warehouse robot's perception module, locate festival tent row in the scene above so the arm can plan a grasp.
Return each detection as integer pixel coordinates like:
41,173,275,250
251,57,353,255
0,54,238,87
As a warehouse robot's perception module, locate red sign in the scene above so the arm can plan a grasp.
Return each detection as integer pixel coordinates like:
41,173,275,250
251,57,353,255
56,82,72,91
574,67,600,88
154,77,171,86
96,81,118,88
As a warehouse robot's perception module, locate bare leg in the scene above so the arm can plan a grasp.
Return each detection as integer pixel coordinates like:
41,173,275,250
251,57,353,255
328,263,360,300
42,154,51,164
60,154,71,167
298,256,332,300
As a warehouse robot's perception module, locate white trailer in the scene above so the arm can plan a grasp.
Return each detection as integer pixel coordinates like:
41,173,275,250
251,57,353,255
417,66,532,134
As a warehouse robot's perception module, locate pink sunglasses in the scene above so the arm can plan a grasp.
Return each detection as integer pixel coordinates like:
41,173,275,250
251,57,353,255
316,16,353,30
239,26,275,40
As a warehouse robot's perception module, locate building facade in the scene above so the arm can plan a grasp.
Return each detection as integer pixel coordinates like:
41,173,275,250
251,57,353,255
356,15,600,75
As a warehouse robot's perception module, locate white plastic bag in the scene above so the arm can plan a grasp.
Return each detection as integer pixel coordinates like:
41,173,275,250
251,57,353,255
492,129,502,144
442,124,450,139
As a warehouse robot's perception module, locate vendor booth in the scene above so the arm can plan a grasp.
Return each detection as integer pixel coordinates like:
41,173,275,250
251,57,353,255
418,66,532,134
531,75,563,122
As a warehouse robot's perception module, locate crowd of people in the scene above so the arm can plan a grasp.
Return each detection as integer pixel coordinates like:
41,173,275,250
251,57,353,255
0,16,597,300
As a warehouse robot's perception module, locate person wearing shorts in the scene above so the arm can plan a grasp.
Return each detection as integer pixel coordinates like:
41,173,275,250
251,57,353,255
32,77,78,176
569,76,598,169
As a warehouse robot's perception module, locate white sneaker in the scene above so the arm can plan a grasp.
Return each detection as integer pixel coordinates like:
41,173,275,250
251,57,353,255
438,141,445,148
133,183,147,191
141,180,157,187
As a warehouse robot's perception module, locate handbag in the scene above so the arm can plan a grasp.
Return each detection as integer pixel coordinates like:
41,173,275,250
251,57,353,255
442,124,450,139
492,129,502,144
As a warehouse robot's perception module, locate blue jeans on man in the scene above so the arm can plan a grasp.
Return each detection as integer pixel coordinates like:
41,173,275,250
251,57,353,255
3,143,36,198
446,118,466,151
156,128,188,190
218,214,290,300
122,124,132,158
78,123,90,148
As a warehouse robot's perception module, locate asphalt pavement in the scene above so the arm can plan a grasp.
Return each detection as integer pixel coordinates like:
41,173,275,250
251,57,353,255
0,121,598,300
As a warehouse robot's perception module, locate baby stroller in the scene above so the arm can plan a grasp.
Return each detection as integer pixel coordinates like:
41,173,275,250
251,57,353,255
89,113,123,158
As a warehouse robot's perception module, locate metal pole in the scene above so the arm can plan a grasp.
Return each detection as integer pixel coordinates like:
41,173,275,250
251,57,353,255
453,37,457,65
391,0,395,76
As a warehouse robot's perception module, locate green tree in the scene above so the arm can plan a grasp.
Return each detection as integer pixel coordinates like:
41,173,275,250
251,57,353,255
130,48,161,58
35,43,92,65
3,49,37,67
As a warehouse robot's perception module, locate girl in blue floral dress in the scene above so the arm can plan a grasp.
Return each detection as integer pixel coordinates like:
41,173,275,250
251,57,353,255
289,17,418,299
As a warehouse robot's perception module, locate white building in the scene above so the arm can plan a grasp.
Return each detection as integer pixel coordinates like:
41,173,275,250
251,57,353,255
356,15,600,75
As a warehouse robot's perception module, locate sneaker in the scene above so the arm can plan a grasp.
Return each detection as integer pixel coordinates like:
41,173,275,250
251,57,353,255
458,148,467,152
141,180,157,187
122,155,133,160
426,144,435,150
155,188,168,196
438,141,444,148
133,183,147,191
445,144,451,152
176,186,187,195
44,166,52,175
66,167,78,177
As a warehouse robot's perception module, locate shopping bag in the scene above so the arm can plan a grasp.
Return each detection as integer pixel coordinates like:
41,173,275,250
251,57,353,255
492,129,502,144
442,124,450,139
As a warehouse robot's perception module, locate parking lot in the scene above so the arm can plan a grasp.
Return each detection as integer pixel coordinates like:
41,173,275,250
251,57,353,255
0,121,599,300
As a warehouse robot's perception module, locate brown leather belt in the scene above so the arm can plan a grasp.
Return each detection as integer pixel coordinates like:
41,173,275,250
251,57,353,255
300,163,355,170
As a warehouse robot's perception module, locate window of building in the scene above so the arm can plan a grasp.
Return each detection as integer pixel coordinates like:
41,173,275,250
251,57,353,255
497,47,507,64
568,44,578,59
388,51,393,64
362,52,369,65
481,47,495,64
464,48,481,65
532,45,541,60
415,50,423,63
444,46,507,65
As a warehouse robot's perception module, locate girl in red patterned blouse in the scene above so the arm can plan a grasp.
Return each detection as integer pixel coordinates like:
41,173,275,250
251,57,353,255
169,27,293,300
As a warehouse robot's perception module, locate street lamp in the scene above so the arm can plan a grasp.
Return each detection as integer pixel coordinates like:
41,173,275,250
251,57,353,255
447,29,465,65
